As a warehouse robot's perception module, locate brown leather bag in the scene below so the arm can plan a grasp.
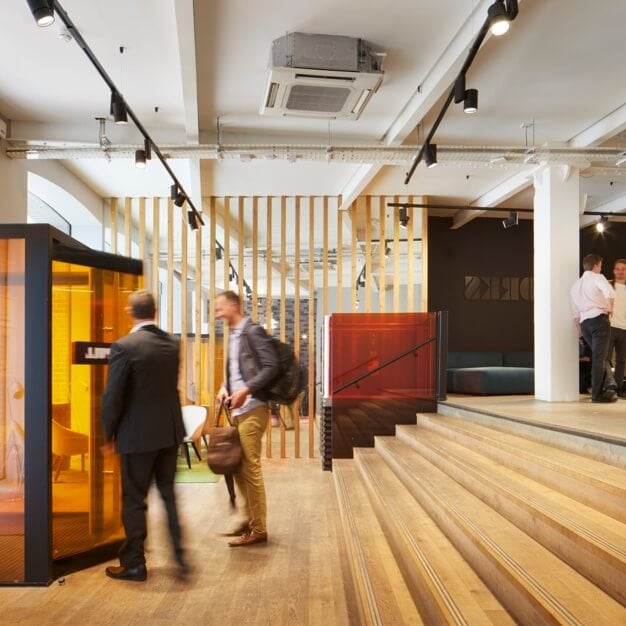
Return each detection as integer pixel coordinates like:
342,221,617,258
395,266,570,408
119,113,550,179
206,400,241,475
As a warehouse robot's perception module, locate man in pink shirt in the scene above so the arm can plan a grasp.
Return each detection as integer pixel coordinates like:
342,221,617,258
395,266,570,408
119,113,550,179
570,254,616,403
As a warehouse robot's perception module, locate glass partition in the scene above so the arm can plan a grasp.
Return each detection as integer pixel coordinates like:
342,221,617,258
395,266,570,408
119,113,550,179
327,312,437,459
0,239,26,582
50,261,139,561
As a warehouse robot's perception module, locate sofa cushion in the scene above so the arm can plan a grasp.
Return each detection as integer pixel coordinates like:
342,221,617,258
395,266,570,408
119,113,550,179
450,366,534,395
447,351,503,369
502,351,534,368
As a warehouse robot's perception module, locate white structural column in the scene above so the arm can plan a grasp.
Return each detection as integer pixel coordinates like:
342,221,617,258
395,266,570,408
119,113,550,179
533,165,580,401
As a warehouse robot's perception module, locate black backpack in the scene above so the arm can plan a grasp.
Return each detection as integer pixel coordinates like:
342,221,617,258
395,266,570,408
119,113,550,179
242,324,307,405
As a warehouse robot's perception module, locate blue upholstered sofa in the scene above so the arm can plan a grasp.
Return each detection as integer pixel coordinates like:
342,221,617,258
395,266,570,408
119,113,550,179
446,351,534,395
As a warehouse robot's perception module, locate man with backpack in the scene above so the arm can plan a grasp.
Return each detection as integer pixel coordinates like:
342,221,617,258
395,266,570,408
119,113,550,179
215,290,279,546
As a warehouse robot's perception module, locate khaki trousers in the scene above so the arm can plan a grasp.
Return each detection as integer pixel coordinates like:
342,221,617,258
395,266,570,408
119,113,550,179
234,405,269,534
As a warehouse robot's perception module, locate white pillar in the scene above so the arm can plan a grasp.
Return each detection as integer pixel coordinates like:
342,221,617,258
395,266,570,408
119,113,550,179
533,165,580,401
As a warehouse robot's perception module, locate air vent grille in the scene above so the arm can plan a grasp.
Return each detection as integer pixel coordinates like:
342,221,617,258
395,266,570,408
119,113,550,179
286,85,351,113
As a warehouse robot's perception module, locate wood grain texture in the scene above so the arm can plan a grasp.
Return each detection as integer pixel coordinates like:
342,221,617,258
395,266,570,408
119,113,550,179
0,459,354,626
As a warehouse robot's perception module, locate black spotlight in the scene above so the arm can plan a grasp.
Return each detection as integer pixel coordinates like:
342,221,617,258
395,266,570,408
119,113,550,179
502,210,519,229
424,143,437,168
110,92,128,124
187,209,198,231
135,149,146,169
174,192,186,207
596,215,608,233
26,0,55,27
143,138,152,161
215,245,223,261
488,0,510,36
398,206,409,229
170,183,178,200
464,89,478,114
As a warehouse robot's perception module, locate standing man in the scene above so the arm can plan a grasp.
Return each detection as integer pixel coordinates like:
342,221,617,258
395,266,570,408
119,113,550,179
609,258,626,397
570,254,617,403
102,289,188,580
215,290,279,547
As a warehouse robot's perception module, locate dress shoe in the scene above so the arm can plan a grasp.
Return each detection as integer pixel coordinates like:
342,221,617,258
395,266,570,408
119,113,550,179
105,564,147,582
220,520,250,537
228,530,268,547
591,392,618,403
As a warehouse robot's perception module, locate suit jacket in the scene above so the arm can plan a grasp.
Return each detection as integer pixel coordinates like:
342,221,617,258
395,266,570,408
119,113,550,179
102,324,185,454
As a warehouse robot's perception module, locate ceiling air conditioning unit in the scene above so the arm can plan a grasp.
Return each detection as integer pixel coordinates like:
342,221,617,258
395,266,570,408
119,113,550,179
260,32,384,121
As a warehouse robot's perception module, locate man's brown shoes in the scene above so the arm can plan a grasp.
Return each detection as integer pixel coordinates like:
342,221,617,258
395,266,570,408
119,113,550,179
220,521,250,537
228,530,268,547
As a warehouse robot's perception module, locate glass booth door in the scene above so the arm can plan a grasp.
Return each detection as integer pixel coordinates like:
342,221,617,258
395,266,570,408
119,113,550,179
51,260,139,561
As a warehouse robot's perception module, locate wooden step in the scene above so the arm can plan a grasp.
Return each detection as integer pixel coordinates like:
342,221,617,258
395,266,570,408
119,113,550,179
332,459,424,626
375,437,626,625
396,425,626,605
412,414,626,523
438,402,626,469
354,448,517,625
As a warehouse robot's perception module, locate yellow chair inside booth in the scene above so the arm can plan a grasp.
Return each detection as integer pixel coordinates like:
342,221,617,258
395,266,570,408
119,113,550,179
51,419,89,481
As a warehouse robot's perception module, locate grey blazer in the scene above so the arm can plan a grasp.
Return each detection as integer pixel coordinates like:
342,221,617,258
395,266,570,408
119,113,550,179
102,325,185,454
226,319,280,401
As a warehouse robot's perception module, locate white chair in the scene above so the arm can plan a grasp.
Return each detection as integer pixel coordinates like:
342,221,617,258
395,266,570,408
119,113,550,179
180,405,208,468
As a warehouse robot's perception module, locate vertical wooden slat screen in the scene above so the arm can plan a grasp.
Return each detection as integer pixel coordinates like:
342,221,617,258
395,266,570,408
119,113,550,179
279,196,287,457
294,196,301,458
180,208,188,404
194,225,202,408
124,198,131,257
308,197,315,458
138,198,146,280
167,199,174,332
238,197,244,297
379,196,386,312
323,196,328,316
252,197,259,322
422,204,429,312
209,198,217,407
336,207,343,313
393,195,400,312
407,196,415,312
110,198,118,254
151,198,159,313
265,198,273,458
365,196,372,312
351,203,357,311
109,193,429,463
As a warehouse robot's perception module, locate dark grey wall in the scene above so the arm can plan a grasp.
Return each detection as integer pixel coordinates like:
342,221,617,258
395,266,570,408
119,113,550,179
580,222,626,280
428,216,534,352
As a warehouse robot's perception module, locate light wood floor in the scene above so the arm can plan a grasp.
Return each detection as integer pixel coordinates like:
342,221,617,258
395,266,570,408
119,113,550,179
0,451,358,625
445,394,626,444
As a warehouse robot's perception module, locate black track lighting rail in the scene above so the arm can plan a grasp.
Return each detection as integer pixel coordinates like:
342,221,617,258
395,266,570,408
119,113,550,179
38,1,204,229
387,201,533,213
404,0,518,185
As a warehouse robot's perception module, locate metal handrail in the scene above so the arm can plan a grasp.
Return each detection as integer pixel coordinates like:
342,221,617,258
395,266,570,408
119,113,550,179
332,336,436,395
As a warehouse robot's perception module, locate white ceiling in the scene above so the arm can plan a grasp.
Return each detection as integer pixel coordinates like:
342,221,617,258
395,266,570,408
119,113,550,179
1,0,626,225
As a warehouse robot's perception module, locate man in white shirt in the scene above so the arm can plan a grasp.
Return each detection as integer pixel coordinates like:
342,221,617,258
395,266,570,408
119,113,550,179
609,259,626,397
570,254,617,403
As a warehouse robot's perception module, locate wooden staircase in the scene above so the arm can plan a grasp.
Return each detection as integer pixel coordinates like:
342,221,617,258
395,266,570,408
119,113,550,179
333,412,626,625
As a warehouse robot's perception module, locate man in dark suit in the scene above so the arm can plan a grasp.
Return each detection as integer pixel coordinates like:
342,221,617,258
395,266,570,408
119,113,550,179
102,289,187,581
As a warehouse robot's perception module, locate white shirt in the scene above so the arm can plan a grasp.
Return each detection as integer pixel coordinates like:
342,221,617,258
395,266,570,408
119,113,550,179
570,271,614,323
611,283,626,330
